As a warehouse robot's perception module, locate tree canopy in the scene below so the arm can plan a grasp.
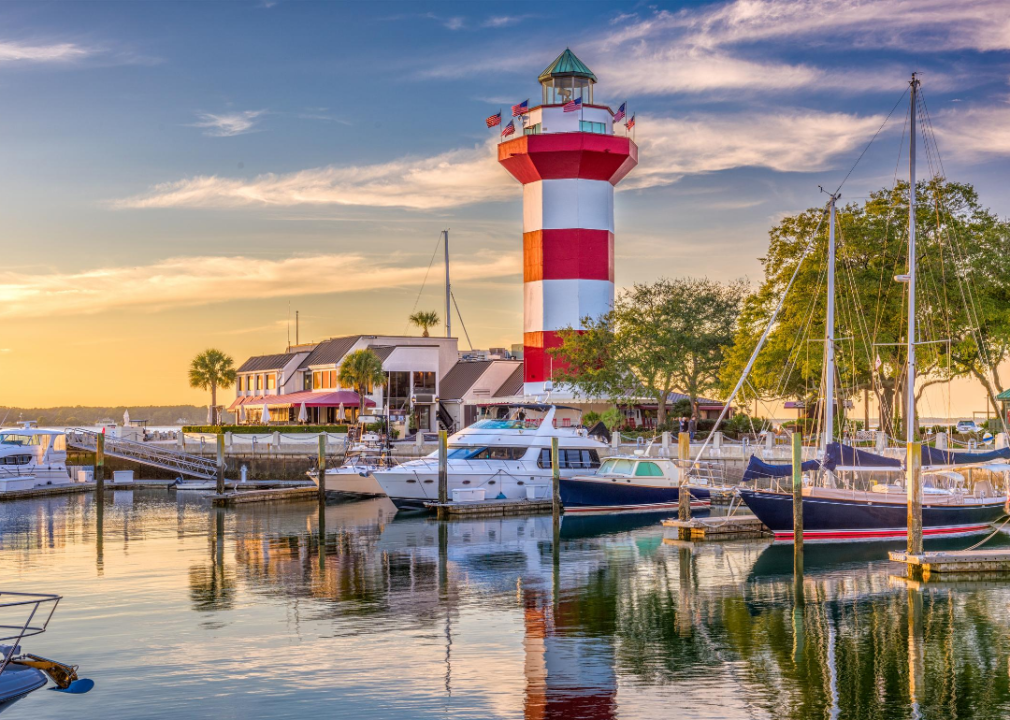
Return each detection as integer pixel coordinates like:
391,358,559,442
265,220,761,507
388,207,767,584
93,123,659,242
409,311,440,338
720,178,1010,436
188,349,236,425
550,277,747,428
338,349,386,415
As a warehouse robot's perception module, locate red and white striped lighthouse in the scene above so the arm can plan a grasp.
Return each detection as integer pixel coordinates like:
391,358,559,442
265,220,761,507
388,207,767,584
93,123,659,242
498,49,638,396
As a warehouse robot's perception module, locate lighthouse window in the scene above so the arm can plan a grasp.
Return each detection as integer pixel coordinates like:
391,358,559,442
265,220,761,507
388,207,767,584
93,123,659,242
524,123,541,136
579,121,606,135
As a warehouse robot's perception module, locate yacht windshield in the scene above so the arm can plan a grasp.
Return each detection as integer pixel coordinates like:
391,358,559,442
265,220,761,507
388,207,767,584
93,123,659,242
600,458,634,475
440,446,527,460
469,419,525,430
0,434,35,446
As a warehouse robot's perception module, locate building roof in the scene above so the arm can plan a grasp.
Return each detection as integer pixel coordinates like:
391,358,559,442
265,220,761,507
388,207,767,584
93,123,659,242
538,48,596,83
439,360,495,401
300,336,361,367
494,363,525,397
229,390,375,411
367,345,396,362
237,353,295,373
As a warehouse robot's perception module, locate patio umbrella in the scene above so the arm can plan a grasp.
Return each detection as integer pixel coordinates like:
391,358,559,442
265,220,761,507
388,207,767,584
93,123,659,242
262,402,271,425
123,408,130,426
298,402,308,423
239,404,247,424
337,403,346,422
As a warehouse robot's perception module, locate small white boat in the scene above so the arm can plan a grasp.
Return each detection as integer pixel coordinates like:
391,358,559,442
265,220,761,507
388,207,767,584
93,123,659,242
309,444,391,498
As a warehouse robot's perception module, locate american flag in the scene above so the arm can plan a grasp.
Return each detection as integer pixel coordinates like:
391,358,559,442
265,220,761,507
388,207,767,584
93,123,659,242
563,96,582,113
501,120,515,138
486,111,501,128
625,114,635,130
511,99,528,116
614,102,626,122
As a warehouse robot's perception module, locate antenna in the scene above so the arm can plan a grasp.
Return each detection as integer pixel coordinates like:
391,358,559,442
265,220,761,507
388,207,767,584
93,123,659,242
287,302,291,351
296,310,300,345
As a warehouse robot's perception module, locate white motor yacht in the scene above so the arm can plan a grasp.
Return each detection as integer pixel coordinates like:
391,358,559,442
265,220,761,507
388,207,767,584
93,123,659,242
309,444,391,498
0,426,74,492
373,405,605,510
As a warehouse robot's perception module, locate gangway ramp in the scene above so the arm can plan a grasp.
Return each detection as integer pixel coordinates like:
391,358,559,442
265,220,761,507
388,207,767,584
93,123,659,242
66,429,218,479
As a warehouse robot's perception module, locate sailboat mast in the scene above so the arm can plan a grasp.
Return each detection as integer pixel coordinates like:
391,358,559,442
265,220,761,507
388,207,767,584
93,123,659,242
824,193,838,448
444,229,451,339
906,74,919,444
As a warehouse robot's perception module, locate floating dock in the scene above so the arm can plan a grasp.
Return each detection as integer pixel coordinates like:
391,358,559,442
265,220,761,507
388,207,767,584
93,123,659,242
662,515,770,540
0,483,95,501
423,498,555,518
211,486,320,506
889,549,1010,577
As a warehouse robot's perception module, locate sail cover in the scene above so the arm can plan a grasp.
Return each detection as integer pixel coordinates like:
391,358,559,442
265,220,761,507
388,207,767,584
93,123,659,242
741,455,821,483
921,445,1010,467
825,442,902,469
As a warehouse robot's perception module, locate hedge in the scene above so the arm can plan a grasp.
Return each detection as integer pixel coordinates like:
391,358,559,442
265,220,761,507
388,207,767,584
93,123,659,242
182,424,349,434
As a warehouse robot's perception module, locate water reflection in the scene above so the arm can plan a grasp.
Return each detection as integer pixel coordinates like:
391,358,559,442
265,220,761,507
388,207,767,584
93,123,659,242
2,491,1010,719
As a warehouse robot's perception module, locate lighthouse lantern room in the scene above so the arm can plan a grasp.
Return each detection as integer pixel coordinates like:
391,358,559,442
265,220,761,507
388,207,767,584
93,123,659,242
498,49,638,397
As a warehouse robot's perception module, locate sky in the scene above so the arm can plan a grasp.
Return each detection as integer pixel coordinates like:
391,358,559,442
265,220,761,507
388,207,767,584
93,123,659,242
1,0,1009,413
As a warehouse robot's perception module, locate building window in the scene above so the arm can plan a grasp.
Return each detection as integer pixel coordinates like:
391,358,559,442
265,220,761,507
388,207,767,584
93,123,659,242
329,370,337,389
237,376,244,392
524,122,542,136
413,371,436,395
303,372,312,391
579,120,606,134
266,374,276,390
256,375,262,391
388,371,410,411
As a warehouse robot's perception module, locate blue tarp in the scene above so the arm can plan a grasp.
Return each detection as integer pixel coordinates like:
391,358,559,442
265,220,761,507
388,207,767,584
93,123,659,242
741,455,821,483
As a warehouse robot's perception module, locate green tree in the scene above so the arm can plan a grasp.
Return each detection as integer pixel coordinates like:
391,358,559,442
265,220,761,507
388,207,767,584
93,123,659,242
338,349,386,418
721,178,1010,436
188,349,236,425
409,310,440,337
551,278,747,428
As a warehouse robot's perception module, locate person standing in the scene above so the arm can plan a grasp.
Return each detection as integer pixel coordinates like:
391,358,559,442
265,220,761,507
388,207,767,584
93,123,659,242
678,416,686,434
688,415,698,441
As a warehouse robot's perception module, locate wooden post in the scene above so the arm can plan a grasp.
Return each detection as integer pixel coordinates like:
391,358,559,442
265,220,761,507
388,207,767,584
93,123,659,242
95,432,105,494
317,434,327,503
907,441,923,556
216,433,226,495
792,431,803,548
438,429,448,504
551,437,561,519
678,432,691,522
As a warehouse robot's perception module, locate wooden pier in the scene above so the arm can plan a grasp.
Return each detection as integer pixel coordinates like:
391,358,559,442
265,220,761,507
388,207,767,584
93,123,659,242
889,549,1010,578
211,486,320,507
662,515,770,541
0,483,95,502
423,498,554,518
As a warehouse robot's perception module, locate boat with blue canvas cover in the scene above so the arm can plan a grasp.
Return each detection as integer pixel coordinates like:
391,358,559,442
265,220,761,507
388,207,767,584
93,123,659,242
560,455,716,514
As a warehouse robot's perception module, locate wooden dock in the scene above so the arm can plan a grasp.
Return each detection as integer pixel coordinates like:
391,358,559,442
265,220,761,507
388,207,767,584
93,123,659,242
662,515,769,540
889,549,1010,577
211,486,320,506
423,498,555,517
0,483,95,501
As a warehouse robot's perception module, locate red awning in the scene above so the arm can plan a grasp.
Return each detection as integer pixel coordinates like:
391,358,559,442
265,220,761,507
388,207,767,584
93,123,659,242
228,391,375,411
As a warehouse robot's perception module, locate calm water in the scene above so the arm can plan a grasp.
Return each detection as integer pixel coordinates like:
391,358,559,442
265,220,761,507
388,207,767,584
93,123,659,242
3,490,1010,719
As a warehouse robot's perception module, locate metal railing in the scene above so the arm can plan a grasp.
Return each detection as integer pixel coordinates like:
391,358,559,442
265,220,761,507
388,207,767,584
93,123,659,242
66,429,218,479
0,592,60,676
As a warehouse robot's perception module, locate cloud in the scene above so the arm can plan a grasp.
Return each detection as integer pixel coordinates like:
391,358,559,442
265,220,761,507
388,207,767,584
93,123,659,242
113,140,512,210
0,40,91,64
444,17,464,30
930,103,1010,158
627,110,887,188
0,252,521,319
191,110,266,137
482,15,532,28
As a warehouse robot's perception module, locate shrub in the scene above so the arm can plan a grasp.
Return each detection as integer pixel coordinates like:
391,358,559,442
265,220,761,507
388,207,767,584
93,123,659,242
583,411,602,426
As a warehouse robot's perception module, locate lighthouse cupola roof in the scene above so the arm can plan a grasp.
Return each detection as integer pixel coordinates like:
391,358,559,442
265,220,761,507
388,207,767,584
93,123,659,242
539,48,596,105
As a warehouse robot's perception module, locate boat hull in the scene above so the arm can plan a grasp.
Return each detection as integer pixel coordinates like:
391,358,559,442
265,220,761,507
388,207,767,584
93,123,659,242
559,477,711,514
321,469,385,497
738,488,1006,542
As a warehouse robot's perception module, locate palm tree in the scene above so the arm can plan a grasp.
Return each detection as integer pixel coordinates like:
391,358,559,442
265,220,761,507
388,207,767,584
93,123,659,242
189,349,237,425
337,349,386,421
409,310,440,338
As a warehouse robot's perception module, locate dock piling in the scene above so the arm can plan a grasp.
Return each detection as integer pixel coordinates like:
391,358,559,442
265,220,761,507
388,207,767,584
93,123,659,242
551,437,561,521
95,432,105,495
678,432,691,523
317,434,327,503
216,433,225,495
792,431,803,549
437,430,448,519
907,441,923,557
